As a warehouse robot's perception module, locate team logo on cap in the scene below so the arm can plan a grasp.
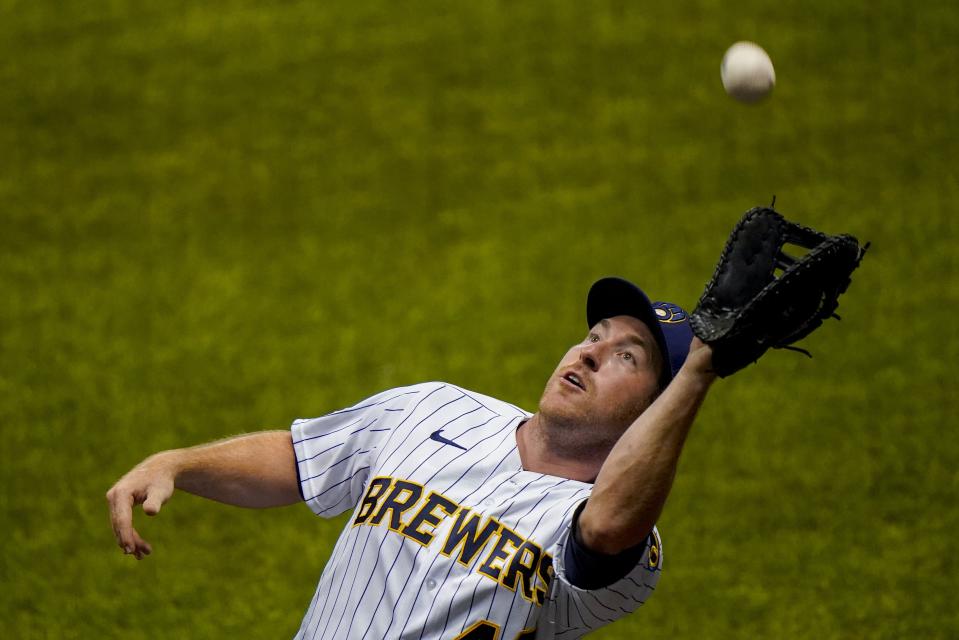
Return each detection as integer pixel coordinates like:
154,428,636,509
653,302,687,324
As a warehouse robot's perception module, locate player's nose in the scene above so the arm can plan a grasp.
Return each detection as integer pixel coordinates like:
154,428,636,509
579,343,601,371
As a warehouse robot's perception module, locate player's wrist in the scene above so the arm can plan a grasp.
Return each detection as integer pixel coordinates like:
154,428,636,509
144,449,185,484
675,340,717,383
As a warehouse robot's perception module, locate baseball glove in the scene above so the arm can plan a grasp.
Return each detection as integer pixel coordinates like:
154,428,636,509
690,206,868,377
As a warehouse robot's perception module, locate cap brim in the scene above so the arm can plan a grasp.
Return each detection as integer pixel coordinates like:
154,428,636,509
586,277,673,385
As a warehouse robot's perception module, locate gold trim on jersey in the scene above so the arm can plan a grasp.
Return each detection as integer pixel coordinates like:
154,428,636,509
352,474,555,606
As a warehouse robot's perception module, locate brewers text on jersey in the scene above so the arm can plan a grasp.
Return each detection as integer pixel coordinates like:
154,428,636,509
290,382,661,640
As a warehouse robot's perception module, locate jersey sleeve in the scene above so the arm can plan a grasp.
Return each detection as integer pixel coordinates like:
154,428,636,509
540,507,664,637
290,385,425,518
562,503,649,589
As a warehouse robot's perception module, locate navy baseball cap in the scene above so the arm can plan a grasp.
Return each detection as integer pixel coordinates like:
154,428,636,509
586,277,693,386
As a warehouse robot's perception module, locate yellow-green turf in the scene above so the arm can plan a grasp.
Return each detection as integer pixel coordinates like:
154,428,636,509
2,1,956,638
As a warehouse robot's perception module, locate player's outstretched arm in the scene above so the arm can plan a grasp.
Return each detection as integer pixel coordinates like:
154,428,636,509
578,339,716,555
106,430,300,560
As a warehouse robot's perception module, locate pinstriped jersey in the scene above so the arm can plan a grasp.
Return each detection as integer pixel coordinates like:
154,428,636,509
290,382,662,640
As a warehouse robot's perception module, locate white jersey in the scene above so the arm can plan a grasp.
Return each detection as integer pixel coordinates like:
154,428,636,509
290,382,662,640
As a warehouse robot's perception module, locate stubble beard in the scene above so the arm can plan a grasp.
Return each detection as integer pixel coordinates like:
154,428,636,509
536,384,651,461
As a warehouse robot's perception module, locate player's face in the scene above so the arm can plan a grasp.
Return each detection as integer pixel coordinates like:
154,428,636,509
538,315,663,449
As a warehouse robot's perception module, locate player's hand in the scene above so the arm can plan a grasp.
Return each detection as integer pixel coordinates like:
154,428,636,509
680,337,717,380
106,453,177,560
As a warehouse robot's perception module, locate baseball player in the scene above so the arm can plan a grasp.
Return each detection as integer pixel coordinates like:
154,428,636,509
108,277,717,639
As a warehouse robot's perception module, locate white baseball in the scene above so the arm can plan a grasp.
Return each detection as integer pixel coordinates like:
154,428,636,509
721,41,775,104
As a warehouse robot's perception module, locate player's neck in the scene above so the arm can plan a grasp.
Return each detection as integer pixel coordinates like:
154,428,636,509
516,414,607,483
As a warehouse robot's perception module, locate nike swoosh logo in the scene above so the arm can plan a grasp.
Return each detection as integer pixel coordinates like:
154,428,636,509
429,429,468,451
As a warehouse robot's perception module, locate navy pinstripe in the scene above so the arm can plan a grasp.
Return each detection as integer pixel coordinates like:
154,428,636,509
290,382,663,640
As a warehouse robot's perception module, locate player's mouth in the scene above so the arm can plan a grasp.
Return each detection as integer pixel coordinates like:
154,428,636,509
561,371,587,391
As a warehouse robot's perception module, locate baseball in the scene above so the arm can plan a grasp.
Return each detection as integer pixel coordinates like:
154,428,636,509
721,41,775,104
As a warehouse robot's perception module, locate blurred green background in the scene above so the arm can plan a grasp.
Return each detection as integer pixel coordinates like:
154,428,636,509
2,0,956,638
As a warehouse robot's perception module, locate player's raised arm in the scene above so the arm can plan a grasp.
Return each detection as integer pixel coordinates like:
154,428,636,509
106,430,300,560
578,340,715,554
581,207,866,555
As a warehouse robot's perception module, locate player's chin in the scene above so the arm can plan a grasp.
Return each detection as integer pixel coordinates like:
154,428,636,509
539,382,571,407
538,388,589,423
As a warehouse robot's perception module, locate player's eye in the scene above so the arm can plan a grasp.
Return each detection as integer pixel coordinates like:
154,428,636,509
620,352,635,363
587,333,600,343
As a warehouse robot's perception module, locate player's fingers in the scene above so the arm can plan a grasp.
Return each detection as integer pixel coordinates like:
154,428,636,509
141,480,174,516
106,484,141,553
132,535,153,560
116,524,156,560
107,485,133,553
142,500,161,516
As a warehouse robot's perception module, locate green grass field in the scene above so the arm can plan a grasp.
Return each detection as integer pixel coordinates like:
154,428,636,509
2,1,956,638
